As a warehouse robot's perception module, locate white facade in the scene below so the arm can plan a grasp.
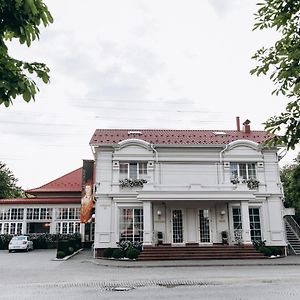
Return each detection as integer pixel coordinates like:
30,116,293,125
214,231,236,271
92,137,287,251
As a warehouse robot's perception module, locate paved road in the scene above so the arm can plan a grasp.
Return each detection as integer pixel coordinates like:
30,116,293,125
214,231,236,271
1,249,300,299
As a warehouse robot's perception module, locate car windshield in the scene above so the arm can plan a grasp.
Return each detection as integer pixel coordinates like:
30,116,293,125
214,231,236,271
12,236,27,241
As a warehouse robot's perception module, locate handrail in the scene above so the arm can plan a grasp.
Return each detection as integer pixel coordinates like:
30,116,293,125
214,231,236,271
284,216,299,255
285,215,300,238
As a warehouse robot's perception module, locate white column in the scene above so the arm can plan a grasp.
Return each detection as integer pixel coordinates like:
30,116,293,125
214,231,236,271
240,200,252,245
143,201,153,245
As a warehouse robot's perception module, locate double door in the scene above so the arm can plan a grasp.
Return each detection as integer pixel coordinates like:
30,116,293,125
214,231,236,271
171,209,211,244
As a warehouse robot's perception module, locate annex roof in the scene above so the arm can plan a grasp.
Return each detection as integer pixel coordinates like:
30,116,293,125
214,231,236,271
26,167,82,194
90,129,273,146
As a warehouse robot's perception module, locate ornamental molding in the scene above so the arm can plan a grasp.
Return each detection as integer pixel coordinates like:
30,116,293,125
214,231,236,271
226,139,261,152
116,138,151,150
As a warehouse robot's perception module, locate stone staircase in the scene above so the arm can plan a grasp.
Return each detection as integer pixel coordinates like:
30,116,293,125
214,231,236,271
285,216,300,255
138,244,265,260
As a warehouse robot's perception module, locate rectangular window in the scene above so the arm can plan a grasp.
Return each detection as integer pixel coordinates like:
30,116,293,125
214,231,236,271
75,208,80,219
1,209,10,220
119,162,147,180
40,208,47,220
232,208,242,243
46,208,53,220
17,209,24,220
75,222,80,233
68,222,74,234
230,163,257,181
11,209,18,220
119,163,129,180
62,222,68,234
69,208,75,220
56,223,61,234
4,223,9,234
62,208,68,220
249,208,262,242
10,223,16,234
16,223,22,235
0,223,2,234
33,208,39,220
119,208,143,242
27,208,33,220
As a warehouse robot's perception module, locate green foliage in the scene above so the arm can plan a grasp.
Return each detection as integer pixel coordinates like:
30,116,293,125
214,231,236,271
126,247,139,259
56,251,66,259
281,153,300,222
0,234,13,250
0,161,23,199
257,246,283,257
0,0,53,106
111,248,125,259
251,0,300,149
103,247,115,258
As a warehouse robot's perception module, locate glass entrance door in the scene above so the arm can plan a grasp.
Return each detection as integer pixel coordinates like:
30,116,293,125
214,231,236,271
199,209,210,243
172,209,183,243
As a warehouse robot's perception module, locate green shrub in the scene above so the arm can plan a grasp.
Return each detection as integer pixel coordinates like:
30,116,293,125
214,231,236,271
103,247,114,258
0,235,13,250
112,248,124,259
259,246,272,257
68,247,74,255
56,251,66,259
126,247,139,259
57,240,71,255
269,247,282,256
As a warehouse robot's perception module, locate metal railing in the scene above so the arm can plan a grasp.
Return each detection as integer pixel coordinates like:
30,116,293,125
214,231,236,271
284,215,300,255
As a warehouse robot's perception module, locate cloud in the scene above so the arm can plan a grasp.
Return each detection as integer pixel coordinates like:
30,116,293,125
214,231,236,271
208,0,242,16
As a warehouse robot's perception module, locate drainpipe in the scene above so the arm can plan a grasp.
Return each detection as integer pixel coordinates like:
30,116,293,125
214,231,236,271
219,145,229,184
150,144,160,184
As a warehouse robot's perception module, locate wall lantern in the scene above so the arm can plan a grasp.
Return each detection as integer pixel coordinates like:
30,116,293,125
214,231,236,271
157,210,162,217
220,210,226,216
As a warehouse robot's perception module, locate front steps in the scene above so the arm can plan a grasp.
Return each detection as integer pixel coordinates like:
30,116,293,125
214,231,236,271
138,244,265,261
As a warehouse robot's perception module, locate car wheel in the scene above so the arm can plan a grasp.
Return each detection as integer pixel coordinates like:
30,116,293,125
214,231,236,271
8,250,12,253
26,247,29,252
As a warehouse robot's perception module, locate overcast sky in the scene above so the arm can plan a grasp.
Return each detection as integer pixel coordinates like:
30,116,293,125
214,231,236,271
0,0,299,190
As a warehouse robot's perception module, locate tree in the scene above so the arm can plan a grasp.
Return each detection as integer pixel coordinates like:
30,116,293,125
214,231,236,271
0,162,23,198
0,0,53,107
281,153,300,222
251,0,300,150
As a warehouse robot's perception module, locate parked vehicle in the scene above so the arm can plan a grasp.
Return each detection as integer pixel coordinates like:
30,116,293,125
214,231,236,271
8,236,33,252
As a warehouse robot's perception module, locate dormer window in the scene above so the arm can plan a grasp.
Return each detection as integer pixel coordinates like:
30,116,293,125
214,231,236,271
120,162,147,180
230,163,256,180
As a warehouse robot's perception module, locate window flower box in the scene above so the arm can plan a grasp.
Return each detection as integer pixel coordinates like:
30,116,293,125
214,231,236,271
119,178,147,188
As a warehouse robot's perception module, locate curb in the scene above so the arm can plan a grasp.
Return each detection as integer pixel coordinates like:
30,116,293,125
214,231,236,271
87,256,300,268
52,248,83,261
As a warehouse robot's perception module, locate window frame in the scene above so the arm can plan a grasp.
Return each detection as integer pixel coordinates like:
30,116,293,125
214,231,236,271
119,162,147,180
230,162,257,181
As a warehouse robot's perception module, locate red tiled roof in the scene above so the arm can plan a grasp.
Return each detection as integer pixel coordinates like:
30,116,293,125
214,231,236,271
0,198,81,205
89,129,273,146
26,167,82,194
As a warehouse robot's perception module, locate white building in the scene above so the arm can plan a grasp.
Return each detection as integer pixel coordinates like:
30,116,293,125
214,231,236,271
90,122,291,257
0,168,82,236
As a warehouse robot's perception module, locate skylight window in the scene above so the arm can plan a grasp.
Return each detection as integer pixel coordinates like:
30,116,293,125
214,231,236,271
213,131,227,135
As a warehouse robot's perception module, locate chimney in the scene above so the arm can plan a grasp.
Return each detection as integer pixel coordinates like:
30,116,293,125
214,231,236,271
236,116,240,132
243,119,251,134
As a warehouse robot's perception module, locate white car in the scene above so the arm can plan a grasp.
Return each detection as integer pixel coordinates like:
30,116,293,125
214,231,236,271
8,236,33,252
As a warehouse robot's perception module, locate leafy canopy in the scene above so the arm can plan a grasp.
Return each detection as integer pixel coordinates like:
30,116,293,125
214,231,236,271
281,153,300,221
0,0,53,107
251,0,300,149
0,162,23,198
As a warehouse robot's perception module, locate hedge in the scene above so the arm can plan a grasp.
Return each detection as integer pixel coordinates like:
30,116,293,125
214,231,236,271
0,233,81,250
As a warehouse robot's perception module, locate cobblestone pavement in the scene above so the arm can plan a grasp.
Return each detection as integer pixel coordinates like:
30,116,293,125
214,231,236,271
1,249,300,299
